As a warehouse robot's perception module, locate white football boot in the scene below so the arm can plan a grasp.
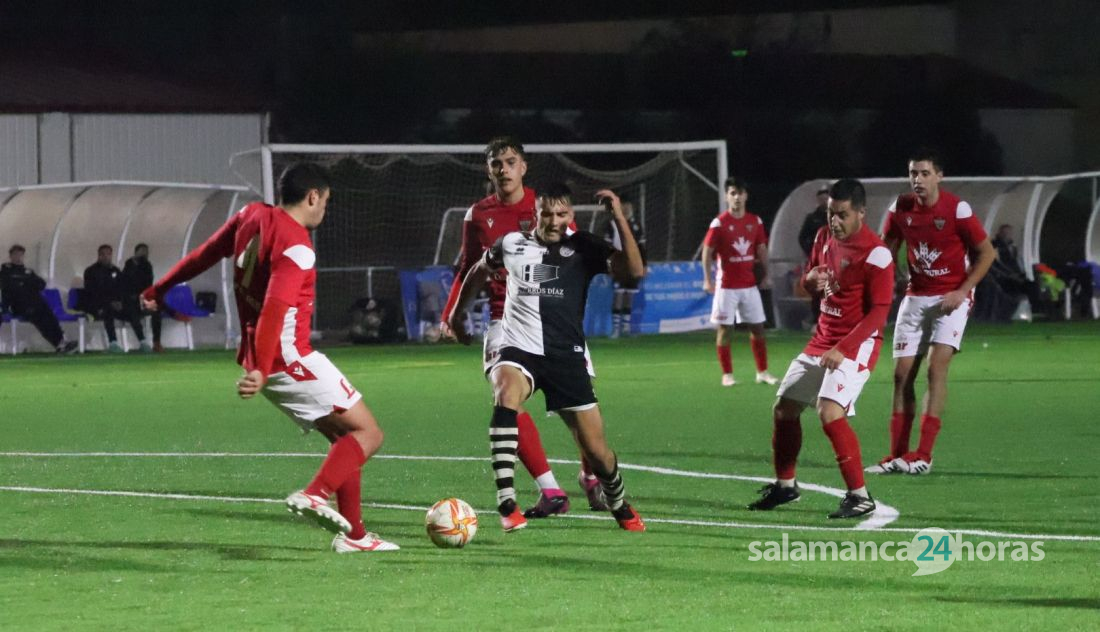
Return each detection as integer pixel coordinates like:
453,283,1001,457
332,532,400,553
285,491,351,534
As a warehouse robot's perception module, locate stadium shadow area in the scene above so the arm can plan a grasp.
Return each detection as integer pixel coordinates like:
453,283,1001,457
935,596,1100,611
0,537,316,566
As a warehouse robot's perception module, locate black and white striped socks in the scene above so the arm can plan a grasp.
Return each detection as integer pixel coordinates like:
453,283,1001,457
489,406,519,509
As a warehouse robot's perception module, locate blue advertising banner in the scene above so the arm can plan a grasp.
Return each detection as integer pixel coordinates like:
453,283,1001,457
399,266,455,341
407,260,712,341
632,261,712,334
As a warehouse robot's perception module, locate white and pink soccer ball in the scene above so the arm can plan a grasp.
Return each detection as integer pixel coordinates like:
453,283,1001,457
425,498,478,548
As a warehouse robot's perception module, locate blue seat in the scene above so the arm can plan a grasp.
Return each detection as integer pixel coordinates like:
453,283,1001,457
164,284,212,318
163,284,211,349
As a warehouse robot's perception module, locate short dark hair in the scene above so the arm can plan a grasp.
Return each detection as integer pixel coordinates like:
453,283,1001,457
485,136,526,161
828,178,866,209
278,162,331,206
9,244,25,254
134,243,149,254
908,148,944,172
724,177,747,192
98,244,113,254
537,182,574,207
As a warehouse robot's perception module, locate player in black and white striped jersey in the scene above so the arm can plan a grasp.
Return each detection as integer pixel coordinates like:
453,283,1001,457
448,183,647,533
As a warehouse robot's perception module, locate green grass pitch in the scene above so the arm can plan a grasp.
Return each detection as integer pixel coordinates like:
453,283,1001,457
1,322,1098,630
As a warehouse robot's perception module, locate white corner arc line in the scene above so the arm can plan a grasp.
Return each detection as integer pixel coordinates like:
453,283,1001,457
0,451,899,529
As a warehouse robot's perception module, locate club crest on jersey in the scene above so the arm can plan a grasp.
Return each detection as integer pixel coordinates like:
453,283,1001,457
934,217,946,230
841,258,850,269
519,220,532,231
559,246,574,257
486,217,494,228
906,216,913,226
732,236,753,256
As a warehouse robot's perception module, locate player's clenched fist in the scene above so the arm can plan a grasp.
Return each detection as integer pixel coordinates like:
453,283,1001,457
237,369,266,399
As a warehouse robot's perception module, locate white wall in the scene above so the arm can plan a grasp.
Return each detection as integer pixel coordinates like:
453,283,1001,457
0,113,267,188
0,115,38,186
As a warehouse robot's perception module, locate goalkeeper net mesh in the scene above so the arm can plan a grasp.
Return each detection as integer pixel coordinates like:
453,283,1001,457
233,143,726,332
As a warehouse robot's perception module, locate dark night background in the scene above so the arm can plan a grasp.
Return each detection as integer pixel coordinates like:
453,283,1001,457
2,0,1098,262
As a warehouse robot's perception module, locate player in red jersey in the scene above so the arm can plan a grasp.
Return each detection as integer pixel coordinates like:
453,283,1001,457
747,179,894,519
440,137,603,521
141,163,398,553
866,149,995,476
702,177,778,387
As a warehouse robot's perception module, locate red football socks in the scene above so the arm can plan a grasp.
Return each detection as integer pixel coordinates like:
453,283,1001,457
305,434,366,499
336,469,366,540
916,415,942,461
717,346,733,374
773,417,802,480
516,410,553,479
890,411,915,458
823,417,866,491
750,336,768,372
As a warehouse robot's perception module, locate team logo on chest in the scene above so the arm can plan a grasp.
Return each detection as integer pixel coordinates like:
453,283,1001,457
519,219,532,231
905,215,913,226
559,246,574,257
732,236,753,256
486,217,494,228
934,217,946,230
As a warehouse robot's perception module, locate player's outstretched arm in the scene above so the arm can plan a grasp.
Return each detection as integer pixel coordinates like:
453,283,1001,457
440,213,480,330
141,213,240,308
599,189,645,283
448,259,491,346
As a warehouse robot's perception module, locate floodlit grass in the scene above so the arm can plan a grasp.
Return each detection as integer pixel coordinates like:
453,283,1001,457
1,322,1098,630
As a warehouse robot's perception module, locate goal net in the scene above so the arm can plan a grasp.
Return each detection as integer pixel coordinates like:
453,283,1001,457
232,142,727,334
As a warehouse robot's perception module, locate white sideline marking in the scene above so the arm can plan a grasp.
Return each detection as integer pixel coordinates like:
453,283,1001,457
0,451,899,530
0,485,1096,542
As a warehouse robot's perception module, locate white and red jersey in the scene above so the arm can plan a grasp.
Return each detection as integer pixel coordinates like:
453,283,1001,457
147,202,316,377
883,190,987,297
442,187,537,322
704,211,767,289
804,224,895,365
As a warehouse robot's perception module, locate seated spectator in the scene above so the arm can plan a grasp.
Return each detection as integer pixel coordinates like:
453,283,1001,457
121,243,187,353
989,225,1031,296
84,244,149,352
0,244,78,353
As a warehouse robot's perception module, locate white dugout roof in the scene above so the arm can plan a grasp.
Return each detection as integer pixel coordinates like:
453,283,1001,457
770,173,1100,330
0,182,259,349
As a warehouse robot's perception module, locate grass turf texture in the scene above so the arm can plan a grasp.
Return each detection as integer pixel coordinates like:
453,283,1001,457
1,322,1098,630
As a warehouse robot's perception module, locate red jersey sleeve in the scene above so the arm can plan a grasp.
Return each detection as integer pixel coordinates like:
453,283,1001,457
252,244,313,378
754,216,768,247
703,217,721,249
146,212,240,301
836,246,895,357
441,211,479,323
954,202,988,248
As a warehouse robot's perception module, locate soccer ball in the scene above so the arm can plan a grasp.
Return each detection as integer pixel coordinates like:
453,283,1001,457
425,498,478,548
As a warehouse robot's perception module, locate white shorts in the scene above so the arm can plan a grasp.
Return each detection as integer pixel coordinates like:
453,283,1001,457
776,337,879,415
484,320,595,378
263,351,363,432
710,286,766,325
892,294,972,358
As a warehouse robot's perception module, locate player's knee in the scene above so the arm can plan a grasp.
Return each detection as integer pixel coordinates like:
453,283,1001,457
773,398,801,422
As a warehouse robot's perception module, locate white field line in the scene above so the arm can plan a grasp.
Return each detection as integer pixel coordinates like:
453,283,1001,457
0,451,895,526
0,484,1096,543
1,452,897,529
